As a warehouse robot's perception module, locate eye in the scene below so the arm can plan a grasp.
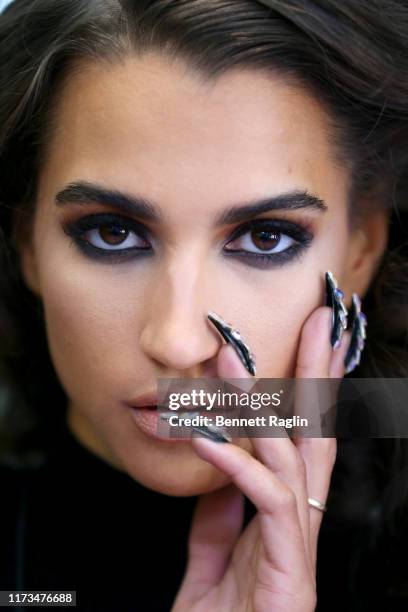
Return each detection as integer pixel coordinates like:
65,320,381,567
83,223,148,250
225,226,296,255
223,218,313,268
62,213,153,260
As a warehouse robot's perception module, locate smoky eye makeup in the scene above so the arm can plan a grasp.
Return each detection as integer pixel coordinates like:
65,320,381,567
60,212,314,268
222,217,314,269
61,212,154,263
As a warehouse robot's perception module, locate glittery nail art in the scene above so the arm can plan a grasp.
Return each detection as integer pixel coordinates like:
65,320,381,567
344,293,367,374
192,424,232,443
207,310,257,376
325,271,348,350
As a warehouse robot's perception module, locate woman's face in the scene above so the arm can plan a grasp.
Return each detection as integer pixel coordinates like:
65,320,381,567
21,53,366,495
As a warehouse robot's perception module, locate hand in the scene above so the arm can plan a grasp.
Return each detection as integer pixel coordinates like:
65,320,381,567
171,306,350,612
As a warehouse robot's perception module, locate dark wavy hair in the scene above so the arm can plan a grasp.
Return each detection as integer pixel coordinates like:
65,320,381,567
1,0,408,604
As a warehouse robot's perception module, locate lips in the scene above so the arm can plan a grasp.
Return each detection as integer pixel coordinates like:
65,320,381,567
128,394,192,443
127,391,158,410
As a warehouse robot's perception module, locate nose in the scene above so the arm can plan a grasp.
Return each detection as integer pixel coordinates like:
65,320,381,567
138,255,222,377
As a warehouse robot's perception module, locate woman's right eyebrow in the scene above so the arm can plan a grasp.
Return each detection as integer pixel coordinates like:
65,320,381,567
55,181,162,223
55,180,328,225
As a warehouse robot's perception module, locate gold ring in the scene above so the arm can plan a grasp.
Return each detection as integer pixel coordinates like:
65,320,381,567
307,497,327,512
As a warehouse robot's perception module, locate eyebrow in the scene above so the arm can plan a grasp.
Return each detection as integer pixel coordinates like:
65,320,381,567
55,181,328,226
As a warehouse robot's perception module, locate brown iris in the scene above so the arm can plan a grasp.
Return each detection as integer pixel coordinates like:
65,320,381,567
99,224,129,246
252,229,281,251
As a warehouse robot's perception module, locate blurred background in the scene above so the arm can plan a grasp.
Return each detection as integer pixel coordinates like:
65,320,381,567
0,0,13,12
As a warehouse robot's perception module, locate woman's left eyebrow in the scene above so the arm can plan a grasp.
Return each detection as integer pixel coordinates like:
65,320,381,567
55,181,328,225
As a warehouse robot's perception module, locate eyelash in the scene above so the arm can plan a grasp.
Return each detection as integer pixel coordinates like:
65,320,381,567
62,213,314,268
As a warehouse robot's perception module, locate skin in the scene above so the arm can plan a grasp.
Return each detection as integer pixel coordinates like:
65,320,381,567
18,52,387,499
174,314,346,611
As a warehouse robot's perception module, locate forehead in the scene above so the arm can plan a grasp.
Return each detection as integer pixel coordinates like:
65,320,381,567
39,52,349,213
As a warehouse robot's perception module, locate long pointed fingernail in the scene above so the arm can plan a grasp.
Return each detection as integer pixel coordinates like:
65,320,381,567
344,293,367,374
207,310,257,376
192,424,232,443
159,411,201,423
325,271,348,350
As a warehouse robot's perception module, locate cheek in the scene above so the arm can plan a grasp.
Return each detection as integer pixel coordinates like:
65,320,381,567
241,254,348,375
38,258,148,407
252,290,318,376
222,261,327,377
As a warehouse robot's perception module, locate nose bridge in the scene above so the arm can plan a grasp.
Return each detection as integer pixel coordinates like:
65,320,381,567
139,251,220,372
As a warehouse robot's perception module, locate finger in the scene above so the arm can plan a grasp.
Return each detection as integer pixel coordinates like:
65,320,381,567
294,306,334,555
293,307,347,567
294,436,337,569
190,436,311,578
219,335,311,565
247,435,311,567
217,342,252,378
295,307,334,379
214,343,255,449
277,307,334,568
174,483,244,606
299,333,351,567
217,342,255,397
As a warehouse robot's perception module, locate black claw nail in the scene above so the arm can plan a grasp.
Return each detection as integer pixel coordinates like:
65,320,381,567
325,271,348,350
192,424,232,443
207,310,257,376
344,293,367,374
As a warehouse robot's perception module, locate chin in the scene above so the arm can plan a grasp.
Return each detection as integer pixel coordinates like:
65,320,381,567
117,434,255,496
125,455,232,497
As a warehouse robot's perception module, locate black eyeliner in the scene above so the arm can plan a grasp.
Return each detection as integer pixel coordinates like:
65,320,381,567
225,217,313,244
61,212,314,266
62,212,151,239
222,243,310,268
61,212,153,261
223,218,313,268
67,240,153,263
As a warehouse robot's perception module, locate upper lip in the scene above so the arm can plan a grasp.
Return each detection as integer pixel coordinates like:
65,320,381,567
127,391,158,409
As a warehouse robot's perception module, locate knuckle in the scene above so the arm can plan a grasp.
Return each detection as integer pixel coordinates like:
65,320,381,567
319,438,337,466
307,586,318,610
291,450,307,479
301,438,337,469
305,589,317,611
277,486,297,512
293,579,317,611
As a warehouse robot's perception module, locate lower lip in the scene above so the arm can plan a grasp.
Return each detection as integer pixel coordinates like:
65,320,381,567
129,406,191,443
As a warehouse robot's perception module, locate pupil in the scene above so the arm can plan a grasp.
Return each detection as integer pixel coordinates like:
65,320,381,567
252,230,280,251
100,224,128,246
